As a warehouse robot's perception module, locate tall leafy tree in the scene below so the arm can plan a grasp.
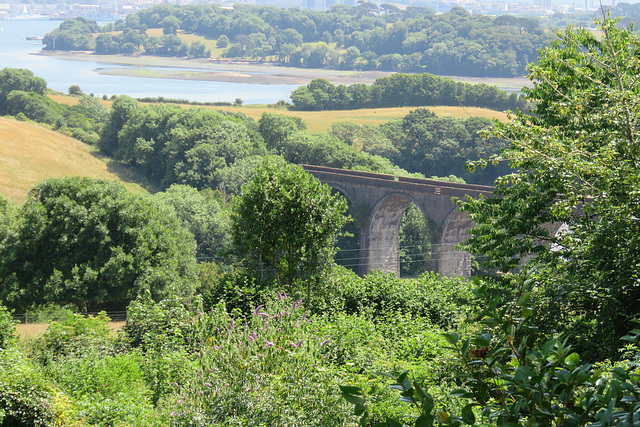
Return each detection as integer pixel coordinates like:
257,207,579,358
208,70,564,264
0,178,197,312
0,68,47,114
458,15,640,361
232,161,350,297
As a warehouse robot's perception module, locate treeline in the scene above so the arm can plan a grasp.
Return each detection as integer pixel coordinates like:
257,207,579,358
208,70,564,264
45,4,553,77
290,74,527,111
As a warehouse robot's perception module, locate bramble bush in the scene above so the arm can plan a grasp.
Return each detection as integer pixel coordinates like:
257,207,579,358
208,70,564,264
163,295,352,425
0,304,17,350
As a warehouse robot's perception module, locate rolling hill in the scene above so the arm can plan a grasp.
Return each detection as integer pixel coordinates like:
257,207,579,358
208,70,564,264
0,117,143,203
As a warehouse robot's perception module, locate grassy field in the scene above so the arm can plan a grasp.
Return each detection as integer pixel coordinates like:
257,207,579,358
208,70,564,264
16,322,125,341
0,117,143,203
190,104,509,133
48,93,509,133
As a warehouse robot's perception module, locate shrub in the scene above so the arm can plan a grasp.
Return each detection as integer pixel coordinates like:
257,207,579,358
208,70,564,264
68,85,84,96
0,304,17,350
122,293,196,352
0,348,58,426
31,311,113,364
326,270,476,328
43,351,159,426
164,296,353,426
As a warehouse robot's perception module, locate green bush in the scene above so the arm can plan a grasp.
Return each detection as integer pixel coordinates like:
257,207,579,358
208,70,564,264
122,293,196,352
0,305,17,350
31,311,113,364
163,296,353,426
0,348,58,426
326,270,475,328
43,351,159,426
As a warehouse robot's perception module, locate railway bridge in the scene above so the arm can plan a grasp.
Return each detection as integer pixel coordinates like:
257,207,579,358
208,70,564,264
301,165,495,277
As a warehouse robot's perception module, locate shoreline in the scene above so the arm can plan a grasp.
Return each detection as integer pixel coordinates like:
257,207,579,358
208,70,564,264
35,51,396,86
35,50,530,91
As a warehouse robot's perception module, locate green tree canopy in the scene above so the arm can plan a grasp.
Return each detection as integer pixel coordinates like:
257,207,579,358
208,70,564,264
0,68,47,115
153,184,231,260
458,15,640,361
232,161,350,296
0,178,197,312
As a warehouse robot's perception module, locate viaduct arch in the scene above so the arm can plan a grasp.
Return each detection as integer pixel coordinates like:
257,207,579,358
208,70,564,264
301,165,495,277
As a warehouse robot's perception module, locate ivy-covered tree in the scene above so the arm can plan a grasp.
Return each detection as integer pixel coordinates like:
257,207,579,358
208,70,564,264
458,15,640,361
0,178,197,312
232,161,350,297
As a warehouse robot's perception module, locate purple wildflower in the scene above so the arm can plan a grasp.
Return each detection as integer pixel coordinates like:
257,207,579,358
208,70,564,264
170,412,176,416
289,341,297,348
321,340,329,346
205,383,211,387
253,304,265,316
259,312,270,317
264,340,274,347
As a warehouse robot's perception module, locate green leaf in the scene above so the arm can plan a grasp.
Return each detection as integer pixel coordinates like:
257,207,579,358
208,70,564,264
564,352,580,368
473,333,491,347
342,394,365,406
339,385,362,395
461,403,476,425
443,332,460,345
450,388,474,398
415,414,435,427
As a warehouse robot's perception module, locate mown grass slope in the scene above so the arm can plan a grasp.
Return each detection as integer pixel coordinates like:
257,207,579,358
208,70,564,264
0,117,143,203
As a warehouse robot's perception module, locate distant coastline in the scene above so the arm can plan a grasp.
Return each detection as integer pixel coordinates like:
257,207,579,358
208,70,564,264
35,50,531,91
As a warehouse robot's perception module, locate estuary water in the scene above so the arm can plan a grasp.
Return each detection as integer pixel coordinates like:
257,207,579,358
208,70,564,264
0,19,300,103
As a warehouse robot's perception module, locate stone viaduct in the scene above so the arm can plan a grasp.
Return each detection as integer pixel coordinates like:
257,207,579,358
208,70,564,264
301,165,495,278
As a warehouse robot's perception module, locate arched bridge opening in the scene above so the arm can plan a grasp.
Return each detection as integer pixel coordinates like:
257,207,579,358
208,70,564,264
301,165,495,278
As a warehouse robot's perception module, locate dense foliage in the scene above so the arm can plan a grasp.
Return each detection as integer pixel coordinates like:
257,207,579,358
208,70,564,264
290,75,527,112
4,14,640,426
45,4,553,77
458,15,640,363
0,178,197,312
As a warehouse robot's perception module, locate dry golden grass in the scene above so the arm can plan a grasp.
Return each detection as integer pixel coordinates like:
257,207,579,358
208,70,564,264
202,105,510,133
16,322,126,341
48,93,113,108
0,117,143,203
